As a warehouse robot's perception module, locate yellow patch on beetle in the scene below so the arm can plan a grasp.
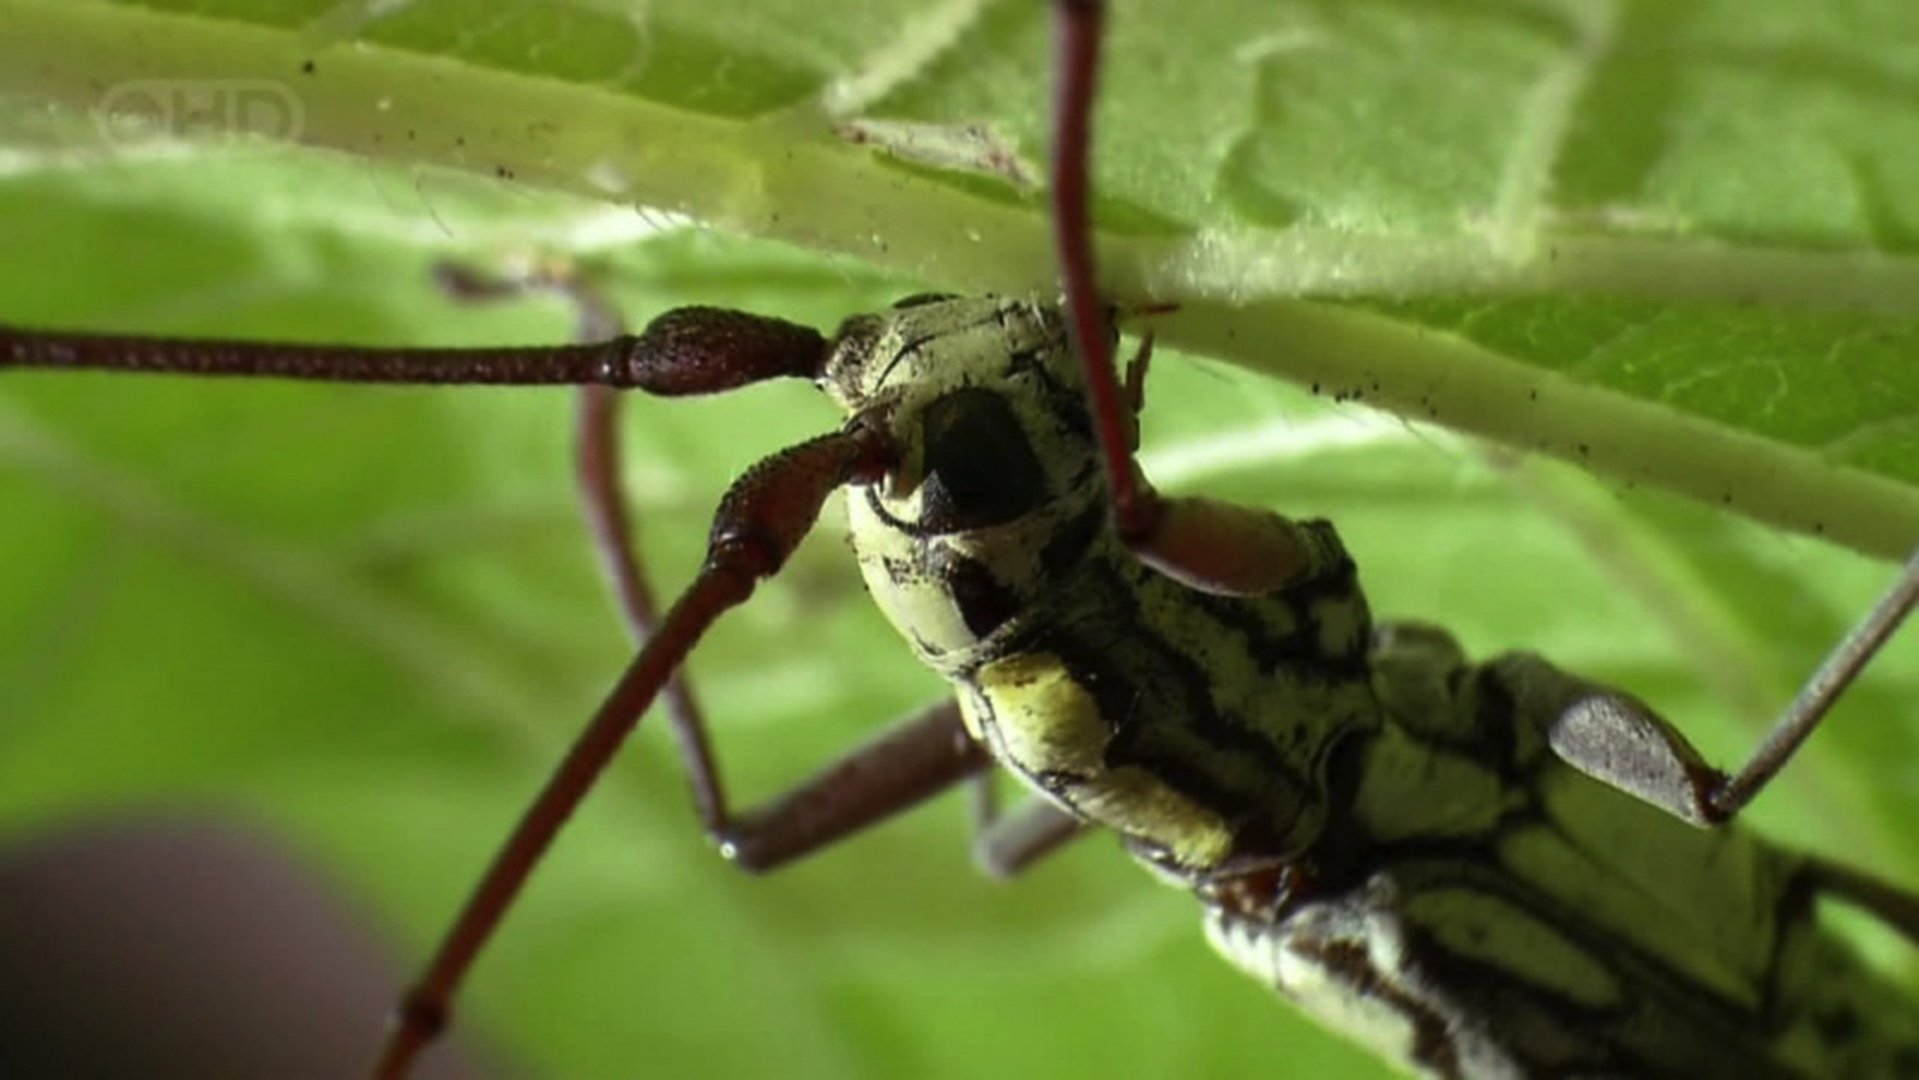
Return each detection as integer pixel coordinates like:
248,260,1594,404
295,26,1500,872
969,652,1235,868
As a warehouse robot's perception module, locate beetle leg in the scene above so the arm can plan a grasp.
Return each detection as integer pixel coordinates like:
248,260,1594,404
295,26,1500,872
717,698,992,872
1490,546,1917,841
574,381,727,823
1802,856,1919,945
969,783,1089,881
1705,546,1919,820
374,412,893,1078
377,420,892,1078
435,260,731,826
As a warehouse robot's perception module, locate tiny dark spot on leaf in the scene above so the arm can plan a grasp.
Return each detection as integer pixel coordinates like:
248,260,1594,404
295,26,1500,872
300,59,317,75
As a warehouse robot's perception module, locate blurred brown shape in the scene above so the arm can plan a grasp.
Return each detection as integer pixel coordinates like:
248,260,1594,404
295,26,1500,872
0,815,495,1080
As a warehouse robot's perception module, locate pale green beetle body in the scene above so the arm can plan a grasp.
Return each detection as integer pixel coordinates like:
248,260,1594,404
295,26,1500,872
813,295,1919,1077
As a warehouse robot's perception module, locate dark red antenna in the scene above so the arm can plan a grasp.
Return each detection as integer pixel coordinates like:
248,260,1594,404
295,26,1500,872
1051,0,1160,542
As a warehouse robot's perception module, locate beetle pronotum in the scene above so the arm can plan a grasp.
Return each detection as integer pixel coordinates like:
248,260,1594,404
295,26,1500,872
3,2,1919,1080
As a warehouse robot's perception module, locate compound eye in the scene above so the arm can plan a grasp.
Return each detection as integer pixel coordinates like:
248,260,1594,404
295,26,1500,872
890,292,959,310
920,388,1047,531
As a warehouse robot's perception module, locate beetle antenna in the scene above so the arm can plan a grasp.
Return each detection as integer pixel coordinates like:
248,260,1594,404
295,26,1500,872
1051,0,1161,542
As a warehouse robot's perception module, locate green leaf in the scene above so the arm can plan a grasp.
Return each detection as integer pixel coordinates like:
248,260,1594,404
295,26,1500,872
0,1,1914,1078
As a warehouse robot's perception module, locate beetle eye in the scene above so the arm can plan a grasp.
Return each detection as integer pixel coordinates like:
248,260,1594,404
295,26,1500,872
920,388,1046,531
890,292,959,310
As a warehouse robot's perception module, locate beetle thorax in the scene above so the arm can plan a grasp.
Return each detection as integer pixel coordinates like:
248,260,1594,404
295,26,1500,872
819,295,1113,675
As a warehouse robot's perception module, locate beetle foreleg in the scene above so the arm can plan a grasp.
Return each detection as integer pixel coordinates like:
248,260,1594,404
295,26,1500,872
374,421,892,1078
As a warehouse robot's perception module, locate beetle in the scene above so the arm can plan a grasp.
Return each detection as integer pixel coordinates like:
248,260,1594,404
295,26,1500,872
3,2,1919,1080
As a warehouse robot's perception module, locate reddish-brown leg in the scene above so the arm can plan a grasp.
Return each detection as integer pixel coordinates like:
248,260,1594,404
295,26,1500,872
373,421,894,1079
716,698,987,871
433,262,729,827
969,776,1089,880
574,383,730,824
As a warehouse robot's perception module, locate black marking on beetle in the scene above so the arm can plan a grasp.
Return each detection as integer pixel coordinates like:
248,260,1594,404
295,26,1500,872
1028,557,1326,851
1041,381,1097,443
1458,661,1530,786
1391,927,1616,1078
1347,838,1806,1080
891,292,959,310
907,628,947,660
863,485,930,540
1030,766,1097,797
1281,537,1371,666
880,553,922,587
1402,915,1793,1080
1038,499,1105,580
1003,338,1096,443
1183,587,1341,680
930,547,1024,639
1291,936,1464,1078
1002,344,1054,379
869,306,1007,392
